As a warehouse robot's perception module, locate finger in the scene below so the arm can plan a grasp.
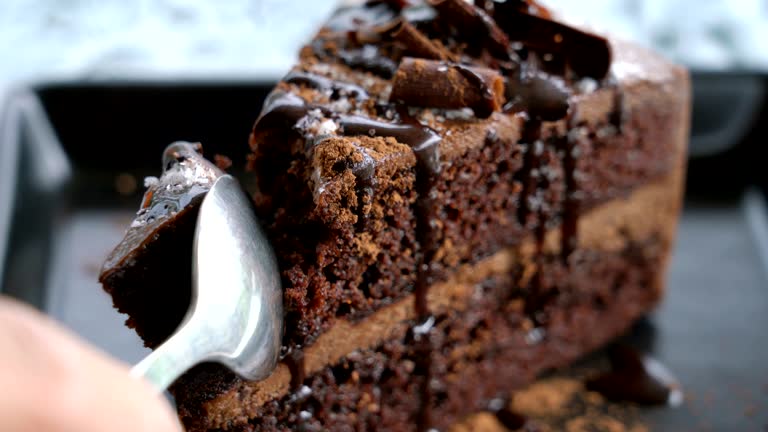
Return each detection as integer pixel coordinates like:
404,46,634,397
0,296,182,432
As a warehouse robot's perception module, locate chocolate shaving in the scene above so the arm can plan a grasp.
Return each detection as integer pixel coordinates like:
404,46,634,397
429,0,510,60
390,57,505,119
388,18,457,61
492,6,611,79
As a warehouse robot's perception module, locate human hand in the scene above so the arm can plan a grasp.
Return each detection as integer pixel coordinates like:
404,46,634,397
0,295,182,432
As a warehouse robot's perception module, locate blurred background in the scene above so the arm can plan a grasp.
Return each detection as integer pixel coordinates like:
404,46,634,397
1,1,767,430
1,0,767,82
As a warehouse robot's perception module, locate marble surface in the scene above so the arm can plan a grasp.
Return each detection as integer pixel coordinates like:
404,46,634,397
0,0,765,128
0,0,765,93
549,0,768,71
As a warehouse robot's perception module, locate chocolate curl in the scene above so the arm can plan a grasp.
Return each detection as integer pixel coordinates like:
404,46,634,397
429,0,510,60
493,7,611,79
390,57,505,118
388,18,458,61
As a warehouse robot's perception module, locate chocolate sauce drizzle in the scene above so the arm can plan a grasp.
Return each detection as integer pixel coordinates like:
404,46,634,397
515,118,543,230
561,116,581,262
586,344,683,406
494,407,529,430
610,82,625,133
503,66,571,122
284,70,370,101
339,45,400,79
341,115,442,174
285,349,306,391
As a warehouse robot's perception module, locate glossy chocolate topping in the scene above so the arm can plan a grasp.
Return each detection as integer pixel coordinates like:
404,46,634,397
586,344,684,406
100,142,224,278
284,70,370,101
254,91,442,174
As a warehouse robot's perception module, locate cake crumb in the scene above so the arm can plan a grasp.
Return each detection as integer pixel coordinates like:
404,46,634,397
565,415,642,432
512,377,581,417
450,412,505,432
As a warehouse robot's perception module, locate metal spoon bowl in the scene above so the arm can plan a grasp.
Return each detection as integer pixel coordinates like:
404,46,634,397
130,174,283,392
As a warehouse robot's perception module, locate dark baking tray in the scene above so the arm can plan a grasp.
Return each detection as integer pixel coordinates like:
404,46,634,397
1,79,767,431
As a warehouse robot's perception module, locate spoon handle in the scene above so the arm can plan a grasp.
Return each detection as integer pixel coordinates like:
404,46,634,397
130,325,204,393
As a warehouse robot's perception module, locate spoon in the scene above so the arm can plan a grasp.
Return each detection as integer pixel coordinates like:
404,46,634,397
130,174,283,392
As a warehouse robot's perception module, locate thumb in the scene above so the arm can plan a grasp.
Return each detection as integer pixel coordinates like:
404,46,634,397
0,295,182,432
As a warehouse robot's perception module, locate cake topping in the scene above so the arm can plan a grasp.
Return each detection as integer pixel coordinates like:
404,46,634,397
390,57,505,118
387,18,457,61
338,45,400,78
284,70,370,101
101,142,224,275
340,113,442,173
429,0,511,59
491,3,611,79
504,68,570,121
254,90,442,173
314,0,612,125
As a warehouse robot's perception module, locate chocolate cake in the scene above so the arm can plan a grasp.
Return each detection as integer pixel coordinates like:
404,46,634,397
99,1,689,431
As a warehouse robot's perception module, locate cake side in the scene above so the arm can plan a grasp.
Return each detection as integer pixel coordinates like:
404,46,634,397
179,162,687,431
178,3,690,430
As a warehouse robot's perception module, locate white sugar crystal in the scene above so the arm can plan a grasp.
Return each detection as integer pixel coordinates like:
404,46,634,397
317,119,338,135
143,176,159,188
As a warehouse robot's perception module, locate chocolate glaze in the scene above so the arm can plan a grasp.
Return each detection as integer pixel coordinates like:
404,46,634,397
285,349,306,392
284,70,370,101
100,142,223,276
494,407,529,430
515,118,543,229
412,321,434,431
340,115,442,174
255,91,443,176
586,344,683,406
338,45,400,79
561,118,581,262
504,66,570,121
254,91,317,138
610,82,625,133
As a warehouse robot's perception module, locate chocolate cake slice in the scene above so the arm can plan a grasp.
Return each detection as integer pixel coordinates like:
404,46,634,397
100,1,689,431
